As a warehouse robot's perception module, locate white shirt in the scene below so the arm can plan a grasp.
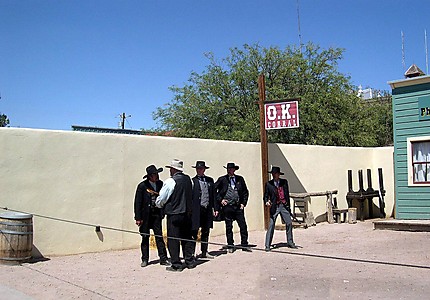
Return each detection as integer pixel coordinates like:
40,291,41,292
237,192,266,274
155,177,176,208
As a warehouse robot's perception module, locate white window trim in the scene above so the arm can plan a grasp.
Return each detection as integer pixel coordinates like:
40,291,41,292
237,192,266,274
407,136,430,186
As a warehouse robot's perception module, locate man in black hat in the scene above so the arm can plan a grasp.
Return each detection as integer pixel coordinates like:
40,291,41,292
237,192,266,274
191,161,219,259
263,166,297,251
134,165,169,267
156,159,194,272
216,162,251,252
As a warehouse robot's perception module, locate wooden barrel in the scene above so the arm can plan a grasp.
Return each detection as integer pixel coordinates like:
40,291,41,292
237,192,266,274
0,211,33,264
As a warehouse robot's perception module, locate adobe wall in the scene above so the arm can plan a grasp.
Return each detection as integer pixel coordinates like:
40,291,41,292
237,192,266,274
0,128,394,256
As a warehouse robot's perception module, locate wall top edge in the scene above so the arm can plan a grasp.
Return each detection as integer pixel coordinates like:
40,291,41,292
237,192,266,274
0,127,394,150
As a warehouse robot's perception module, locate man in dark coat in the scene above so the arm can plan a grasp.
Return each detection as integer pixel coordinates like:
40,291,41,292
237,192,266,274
156,159,194,272
263,166,298,251
216,162,251,252
191,161,219,259
134,165,169,267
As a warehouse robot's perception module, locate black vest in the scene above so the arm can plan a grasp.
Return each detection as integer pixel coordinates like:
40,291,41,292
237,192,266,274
164,172,192,215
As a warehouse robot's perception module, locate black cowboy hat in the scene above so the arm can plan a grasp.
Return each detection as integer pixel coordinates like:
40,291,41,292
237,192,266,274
143,165,163,179
192,161,210,169
224,162,239,170
268,166,284,175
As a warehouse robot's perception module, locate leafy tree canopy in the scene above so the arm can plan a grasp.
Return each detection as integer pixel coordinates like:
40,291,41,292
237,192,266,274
0,113,9,127
153,43,392,147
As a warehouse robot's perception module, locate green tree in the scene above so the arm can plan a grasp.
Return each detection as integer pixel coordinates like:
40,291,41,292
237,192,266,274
153,43,392,146
359,95,393,146
0,113,9,127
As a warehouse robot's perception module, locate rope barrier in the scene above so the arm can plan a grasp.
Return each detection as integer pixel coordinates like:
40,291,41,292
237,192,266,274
0,206,241,250
2,206,430,270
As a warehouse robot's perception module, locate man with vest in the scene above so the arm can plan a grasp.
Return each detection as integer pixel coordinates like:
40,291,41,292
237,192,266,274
263,166,298,251
156,159,195,272
191,161,219,259
216,162,251,253
133,165,169,267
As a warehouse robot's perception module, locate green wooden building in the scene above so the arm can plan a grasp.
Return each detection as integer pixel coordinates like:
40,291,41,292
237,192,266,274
389,66,430,219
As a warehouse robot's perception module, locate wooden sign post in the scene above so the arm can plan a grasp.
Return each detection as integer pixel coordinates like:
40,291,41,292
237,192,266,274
258,74,270,229
258,74,300,229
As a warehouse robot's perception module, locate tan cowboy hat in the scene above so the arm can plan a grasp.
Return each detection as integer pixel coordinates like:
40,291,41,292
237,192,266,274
166,159,184,172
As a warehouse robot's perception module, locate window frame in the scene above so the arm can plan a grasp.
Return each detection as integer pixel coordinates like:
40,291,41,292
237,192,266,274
407,136,430,186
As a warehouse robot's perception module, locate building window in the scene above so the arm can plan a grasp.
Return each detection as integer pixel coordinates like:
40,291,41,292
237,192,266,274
411,140,430,183
407,137,430,186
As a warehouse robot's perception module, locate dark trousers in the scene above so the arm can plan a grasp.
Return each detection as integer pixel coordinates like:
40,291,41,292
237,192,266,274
167,213,194,269
223,205,248,246
139,211,167,262
191,206,211,254
265,204,294,248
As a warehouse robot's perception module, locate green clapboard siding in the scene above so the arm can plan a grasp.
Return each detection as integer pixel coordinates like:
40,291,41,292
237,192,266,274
397,212,430,219
392,78,430,219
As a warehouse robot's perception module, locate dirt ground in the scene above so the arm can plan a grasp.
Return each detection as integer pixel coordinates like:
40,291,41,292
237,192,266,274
1,220,429,300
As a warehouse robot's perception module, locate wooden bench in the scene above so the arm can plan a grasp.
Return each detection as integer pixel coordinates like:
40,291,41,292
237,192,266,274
275,190,340,229
275,196,313,229
292,198,307,223
290,193,321,228
291,190,340,224
332,197,348,223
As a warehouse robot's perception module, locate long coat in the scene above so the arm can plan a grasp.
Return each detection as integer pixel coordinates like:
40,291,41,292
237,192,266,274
134,179,164,230
191,175,217,231
216,174,249,207
263,178,291,216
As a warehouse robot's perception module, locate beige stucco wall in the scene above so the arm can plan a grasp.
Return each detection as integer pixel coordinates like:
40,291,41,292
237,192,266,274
270,143,395,222
0,128,394,256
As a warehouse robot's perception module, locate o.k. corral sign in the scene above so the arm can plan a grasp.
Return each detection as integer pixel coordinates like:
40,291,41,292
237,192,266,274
264,100,299,130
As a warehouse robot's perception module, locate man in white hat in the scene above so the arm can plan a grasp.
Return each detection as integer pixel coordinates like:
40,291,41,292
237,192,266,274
156,159,194,271
263,166,297,251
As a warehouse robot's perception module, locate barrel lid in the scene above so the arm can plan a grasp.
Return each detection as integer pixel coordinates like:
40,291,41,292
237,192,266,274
0,211,33,219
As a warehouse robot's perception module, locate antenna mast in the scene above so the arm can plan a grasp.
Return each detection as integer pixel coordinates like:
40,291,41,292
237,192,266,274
401,30,406,71
296,0,302,53
425,29,429,74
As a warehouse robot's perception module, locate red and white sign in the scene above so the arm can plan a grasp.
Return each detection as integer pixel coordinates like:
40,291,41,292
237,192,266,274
264,101,299,130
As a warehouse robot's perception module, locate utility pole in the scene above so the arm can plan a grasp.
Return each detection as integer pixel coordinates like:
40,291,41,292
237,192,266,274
119,113,131,129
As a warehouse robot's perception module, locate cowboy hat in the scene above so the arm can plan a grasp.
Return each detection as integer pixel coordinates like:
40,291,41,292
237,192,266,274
143,165,163,179
166,159,184,172
224,162,239,170
192,161,210,169
268,166,284,175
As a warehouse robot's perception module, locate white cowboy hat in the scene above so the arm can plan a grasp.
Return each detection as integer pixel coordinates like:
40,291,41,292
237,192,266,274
166,159,184,172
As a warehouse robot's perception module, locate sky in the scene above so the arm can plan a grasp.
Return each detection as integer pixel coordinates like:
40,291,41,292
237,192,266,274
1,0,430,131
